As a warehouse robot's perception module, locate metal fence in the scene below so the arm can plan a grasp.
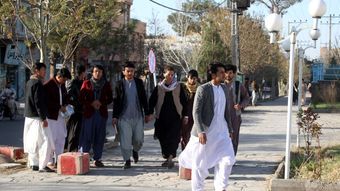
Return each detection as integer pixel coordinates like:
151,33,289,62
324,66,340,81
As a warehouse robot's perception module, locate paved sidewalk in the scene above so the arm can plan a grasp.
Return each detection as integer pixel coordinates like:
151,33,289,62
0,96,339,191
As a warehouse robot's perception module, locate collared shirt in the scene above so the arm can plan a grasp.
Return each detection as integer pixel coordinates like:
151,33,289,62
121,79,141,119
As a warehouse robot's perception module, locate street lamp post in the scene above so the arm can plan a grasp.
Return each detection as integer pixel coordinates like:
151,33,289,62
264,0,326,179
284,31,296,179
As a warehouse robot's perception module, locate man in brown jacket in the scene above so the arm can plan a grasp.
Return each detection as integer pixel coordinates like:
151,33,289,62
225,64,250,155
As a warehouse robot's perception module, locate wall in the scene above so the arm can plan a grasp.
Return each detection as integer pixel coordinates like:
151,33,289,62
311,80,340,104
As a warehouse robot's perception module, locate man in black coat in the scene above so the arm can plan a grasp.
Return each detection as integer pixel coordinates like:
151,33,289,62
65,65,86,152
23,62,55,173
112,62,152,169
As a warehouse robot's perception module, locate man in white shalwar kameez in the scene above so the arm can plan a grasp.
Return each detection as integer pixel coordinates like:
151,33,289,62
179,62,235,191
23,62,55,173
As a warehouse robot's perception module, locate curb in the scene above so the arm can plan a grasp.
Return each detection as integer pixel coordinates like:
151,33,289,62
0,146,24,160
0,163,24,170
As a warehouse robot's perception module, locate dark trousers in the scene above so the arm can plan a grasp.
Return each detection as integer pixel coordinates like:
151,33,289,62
65,112,82,152
79,111,107,161
155,117,181,159
232,116,242,155
180,117,194,151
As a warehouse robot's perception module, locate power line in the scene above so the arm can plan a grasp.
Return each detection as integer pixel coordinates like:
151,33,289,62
148,0,227,14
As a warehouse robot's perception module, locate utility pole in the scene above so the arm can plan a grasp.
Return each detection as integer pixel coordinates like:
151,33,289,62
230,1,240,72
320,14,340,62
228,0,252,73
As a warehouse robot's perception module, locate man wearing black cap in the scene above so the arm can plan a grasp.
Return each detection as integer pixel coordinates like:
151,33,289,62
44,68,71,168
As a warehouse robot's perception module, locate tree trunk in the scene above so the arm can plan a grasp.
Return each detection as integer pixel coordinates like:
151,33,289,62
49,50,57,79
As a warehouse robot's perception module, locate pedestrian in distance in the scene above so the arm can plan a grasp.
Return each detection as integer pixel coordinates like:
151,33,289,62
251,80,259,106
0,81,17,118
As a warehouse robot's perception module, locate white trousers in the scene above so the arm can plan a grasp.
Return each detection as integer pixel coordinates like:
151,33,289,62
252,90,258,106
23,117,54,170
192,156,233,191
48,114,66,164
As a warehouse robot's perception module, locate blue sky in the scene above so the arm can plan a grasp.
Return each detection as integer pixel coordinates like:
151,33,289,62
131,0,340,59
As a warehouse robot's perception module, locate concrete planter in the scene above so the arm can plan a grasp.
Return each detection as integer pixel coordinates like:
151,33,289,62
269,159,340,191
270,179,340,191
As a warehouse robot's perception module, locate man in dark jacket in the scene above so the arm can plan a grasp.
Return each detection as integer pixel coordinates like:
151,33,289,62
180,70,199,151
23,62,55,173
112,62,152,169
44,68,71,167
65,65,86,152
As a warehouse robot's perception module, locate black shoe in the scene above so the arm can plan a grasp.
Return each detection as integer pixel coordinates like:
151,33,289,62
161,160,168,167
94,160,105,167
123,160,131,169
132,150,139,163
39,167,55,173
168,161,175,169
30,165,39,171
167,155,174,169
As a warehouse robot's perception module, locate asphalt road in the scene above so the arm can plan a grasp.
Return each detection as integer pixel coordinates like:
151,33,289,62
0,116,24,147
0,111,115,148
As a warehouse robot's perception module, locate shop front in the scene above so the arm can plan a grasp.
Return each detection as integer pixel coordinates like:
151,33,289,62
3,42,28,100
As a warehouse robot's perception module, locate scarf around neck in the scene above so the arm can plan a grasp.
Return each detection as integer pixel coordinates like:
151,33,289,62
159,78,178,92
186,82,198,94
90,76,106,99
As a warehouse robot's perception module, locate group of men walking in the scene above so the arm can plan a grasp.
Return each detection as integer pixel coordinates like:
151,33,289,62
22,60,249,190
23,62,113,172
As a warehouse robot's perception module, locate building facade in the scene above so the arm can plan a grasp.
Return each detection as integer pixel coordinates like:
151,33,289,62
0,19,31,100
79,0,146,79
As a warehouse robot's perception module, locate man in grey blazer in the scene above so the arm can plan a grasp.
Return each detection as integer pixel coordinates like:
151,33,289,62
179,62,236,191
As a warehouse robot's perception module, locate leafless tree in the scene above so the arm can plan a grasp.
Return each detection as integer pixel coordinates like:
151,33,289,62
255,0,303,14
159,1,202,74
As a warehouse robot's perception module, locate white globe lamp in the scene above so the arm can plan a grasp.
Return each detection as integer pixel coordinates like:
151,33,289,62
309,0,327,29
310,28,321,47
265,13,282,44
